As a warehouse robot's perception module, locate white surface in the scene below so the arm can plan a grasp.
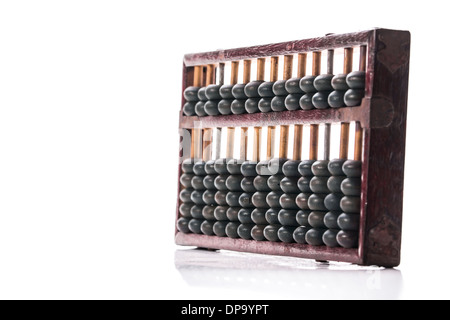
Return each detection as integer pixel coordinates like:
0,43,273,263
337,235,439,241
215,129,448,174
0,0,449,300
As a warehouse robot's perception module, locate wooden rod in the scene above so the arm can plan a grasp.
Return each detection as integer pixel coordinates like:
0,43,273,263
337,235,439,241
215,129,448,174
240,127,248,160
190,129,195,159
206,64,215,86
214,128,222,159
203,129,212,161
344,48,353,74
193,66,203,87
354,122,362,161
256,58,265,81
309,124,319,160
339,123,350,159
292,125,303,161
243,60,251,84
267,126,276,159
298,53,307,78
193,128,202,161
283,55,293,80
327,49,334,75
226,127,235,159
359,45,367,71
253,127,261,162
230,61,239,85
312,51,321,76
218,63,225,85
279,125,289,159
270,57,279,82
324,123,331,161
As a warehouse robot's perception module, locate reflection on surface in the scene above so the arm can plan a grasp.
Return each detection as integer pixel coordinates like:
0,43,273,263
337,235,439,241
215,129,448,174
175,248,403,299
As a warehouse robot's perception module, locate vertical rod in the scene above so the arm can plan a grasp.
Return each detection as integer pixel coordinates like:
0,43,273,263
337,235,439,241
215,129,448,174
214,128,222,159
243,60,251,83
292,125,303,161
270,57,279,82
203,129,213,161
217,63,225,85
240,127,248,160
344,48,353,74
323,49,333,160
206,64,215,86
279,125,289,159
310,51,321,160
226,127,235,159
256,58,265,81
327,49,334,75
339,123,350,159
267,126,276,160
312,51,321,76
283,55,293,80
354,122,362,161
194,128,202,161
230,61,239,85
193,66,203,87
298,53,307,78
253,127,262,162
190,129,195,159
359,45,367,71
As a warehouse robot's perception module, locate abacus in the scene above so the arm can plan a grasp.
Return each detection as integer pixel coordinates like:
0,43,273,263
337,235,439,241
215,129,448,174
176,29,410,267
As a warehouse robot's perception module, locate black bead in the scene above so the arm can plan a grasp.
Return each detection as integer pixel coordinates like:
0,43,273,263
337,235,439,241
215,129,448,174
278,209,298,226
252,192,270,208
310,176,330,194
273,80,288,95
258,81,275,97
298,176,312,193
214,206,228,221
177,217,191,233
218,99,232,115
238,193,254,208
263,225,281,242
337,213,360,231
308,211,326,228
244,81,264,98
278,226,296,243
285,93,302,110
299,75,317,93
340,196,360,214
296,210,311,227
266,208,280,224
280,177,300,193
323,229,340,247
180,173,194,188
214,174,228,191
299,160,314,176
341,178,361,196
237,224,253,240
214,191,228,206
238,208,253,224
293,226,310,244
271,96,287,112
327,176,345,193
205,84,222,100
296,193,311,210
188,219,203,234
241,161,258,177
193,161,206,176
312,91,331,109
226,175,243,191
314,74,334,91
202,190,217,205
245,98,261,113
191,190,206,205
266,191,282,208
312,160,330,176
285,77,304,94
184,86,200,102
226,207,240,222
258,98,273,113
299,93,315,110
268,158,288,175
190,205,204,219
179,203,194,218
191,175,206,190
225,222,240,238
226,192,242,207
336,230,359,248
226,159,242,175
343,160,362,177
231,99,246,114
346,71,365,89
305,228,326,246
267,175,283,191
251,225,266,241
205,160,217,174
251,208,268,224
253,175,271,191
181,159,195,173
213,221,228,237
219,84,234,99
183,102,196,116
324,193,344,211
282,160,301,177
232,83,247,99
307,194,327,211
328,90,346,108
200,220,215,236
324,211,340,229
179,188,193,203
344,89,364,107
214,158,229,175
256,160,270,176
328,159,346,176
204,100,220,116
241,176,257,192
203,175,217,190
331,74,349,90
202,205,216,220
197,87,208,101
280,194,298,210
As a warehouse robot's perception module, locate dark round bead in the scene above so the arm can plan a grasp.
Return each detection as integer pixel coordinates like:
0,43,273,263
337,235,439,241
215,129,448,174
331,74,349,90
190,205,204,219
280,177,300,193
226,192,242,207
238,193,254,208
271,96,287,112
214,158,229,175
343,160,362,177
296,193,311,210
203,175,217,190
191,175,206,190
336,230,359,248
314,74,334,91
253,175,271,191
231,99,246,114
266,191,282,208
256,160,270,176
307,194,327,211
213,221,228,237
191,190,206,205
338,213,360,231
245,98,261,113
344,89,364,107
346,71,365,89
202,190,217,205
296,210,311,227
214,174,228,191
177,217,191,233
251,208,268,224
225,222,240,238
197,87,208,101
251,225,266,241
252,192,270,208
278,226,296,243
181,159,195,173
324,211,340,229
205,160,217,174
204,100,220,116
188,219,203,234
238,208,253,224
340,196,361,214
327,176,345,193
183,102,196,116
324,193,343,211
280,194,298,210
179,188,193,203
299,93,315,110
258,98,273,113
266,208,280,224
258,82,275,97
241,176,257,192
218,99,232,115
232,83,247,99
312,91,331,109
184,86,200,102
200,220,215,236
299,75,317,93
195,102,208,117
299,160,314,176
226,175,243,191
273,80,288,96
237,224,253,240
219,84,234,99
328,159,346,176
285,94,302,110
267,174,283,191
244,81,264,98
323,229,340,247
310,176,330,194
226,159,242,175
305,228,326,246
241,161,258,177
282,160,301,177
308,211,326,228
312,160,330,176
268,158,288,175
193,161,206,176
205,84,222,100
285,77,303,94
214,191,228,206
293,226,310,244
298,176,312,193
226,207,240,222
202,205,216,220
328,90,346,108
341,178,361,196
214,206,228,221
278,209,298,226
180,173,194,188
264,225,281,242
179,203,194,218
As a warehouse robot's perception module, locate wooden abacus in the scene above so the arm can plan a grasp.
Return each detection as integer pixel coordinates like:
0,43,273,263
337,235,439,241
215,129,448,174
176,29,410,267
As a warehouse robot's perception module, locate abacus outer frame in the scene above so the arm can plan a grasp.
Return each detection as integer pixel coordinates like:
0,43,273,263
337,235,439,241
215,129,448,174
175,28,410,267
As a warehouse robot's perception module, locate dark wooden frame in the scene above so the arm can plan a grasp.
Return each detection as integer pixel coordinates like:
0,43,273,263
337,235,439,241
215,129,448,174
175,28,410,267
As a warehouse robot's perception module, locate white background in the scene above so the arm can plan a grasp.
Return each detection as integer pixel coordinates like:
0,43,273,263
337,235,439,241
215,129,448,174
0,0,448,300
